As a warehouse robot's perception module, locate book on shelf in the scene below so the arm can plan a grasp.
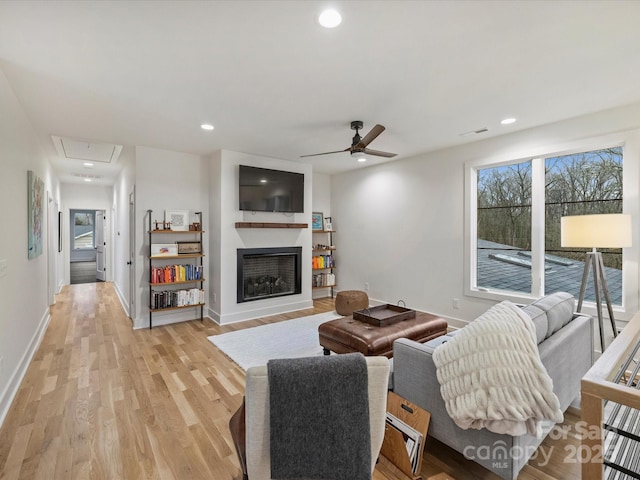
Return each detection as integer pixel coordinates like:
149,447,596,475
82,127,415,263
151,264,203,284
385,412,423,475
312,272,335,287
152,288,204,309
312,254,335,269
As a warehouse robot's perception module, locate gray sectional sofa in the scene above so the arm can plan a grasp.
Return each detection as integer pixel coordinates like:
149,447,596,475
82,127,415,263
392,292,594,479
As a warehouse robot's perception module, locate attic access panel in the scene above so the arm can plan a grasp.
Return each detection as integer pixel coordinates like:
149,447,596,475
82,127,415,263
51,136,123,163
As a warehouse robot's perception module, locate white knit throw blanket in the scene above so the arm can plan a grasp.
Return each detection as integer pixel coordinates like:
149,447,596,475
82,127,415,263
432,301,563,437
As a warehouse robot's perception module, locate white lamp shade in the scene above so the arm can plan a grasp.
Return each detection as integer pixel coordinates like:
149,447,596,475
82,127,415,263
561,214,632,248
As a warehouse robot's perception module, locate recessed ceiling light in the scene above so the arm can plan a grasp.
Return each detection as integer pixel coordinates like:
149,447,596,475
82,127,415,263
201,123,214,131
318,9,342,28
83,162,94,167
84,178,92,182
501,118,517,125
260,179,267,183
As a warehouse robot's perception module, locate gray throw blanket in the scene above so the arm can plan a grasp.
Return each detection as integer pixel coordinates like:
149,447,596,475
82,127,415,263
267,353,371,480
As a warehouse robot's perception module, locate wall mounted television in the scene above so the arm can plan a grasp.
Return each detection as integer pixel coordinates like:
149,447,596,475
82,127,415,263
239,165,304,213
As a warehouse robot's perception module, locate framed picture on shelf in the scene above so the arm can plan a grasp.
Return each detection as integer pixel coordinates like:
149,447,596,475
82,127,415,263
165,210,189,231
312,212,324,231
323,216,332,231
151,243,178,256
177,241,201,254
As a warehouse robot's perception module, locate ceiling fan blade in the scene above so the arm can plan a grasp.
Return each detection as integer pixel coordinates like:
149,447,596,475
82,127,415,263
300,148,350,158
355,124,385,149
363,148,397,158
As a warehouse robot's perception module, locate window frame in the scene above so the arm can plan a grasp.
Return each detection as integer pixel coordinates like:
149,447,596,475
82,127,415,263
464,131,639,319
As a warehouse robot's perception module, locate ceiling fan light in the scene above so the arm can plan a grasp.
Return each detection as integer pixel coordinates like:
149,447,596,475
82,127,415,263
352,150,366,161
318,9,342,28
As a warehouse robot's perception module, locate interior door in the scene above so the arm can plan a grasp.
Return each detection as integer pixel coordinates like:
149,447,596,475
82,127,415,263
128,189,136,319
96,210,106,281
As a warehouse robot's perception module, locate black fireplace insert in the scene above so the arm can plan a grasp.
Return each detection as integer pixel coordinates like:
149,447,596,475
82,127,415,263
237,247,302,303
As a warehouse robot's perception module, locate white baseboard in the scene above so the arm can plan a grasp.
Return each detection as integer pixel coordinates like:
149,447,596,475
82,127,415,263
214,299,314,325
0,308,51,429
114,282,130,318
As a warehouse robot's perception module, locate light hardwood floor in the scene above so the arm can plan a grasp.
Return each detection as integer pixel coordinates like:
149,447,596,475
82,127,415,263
0,283,581,480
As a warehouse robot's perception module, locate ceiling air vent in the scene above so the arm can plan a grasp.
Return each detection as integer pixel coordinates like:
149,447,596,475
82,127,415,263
460,128,489,137
73,173,104,180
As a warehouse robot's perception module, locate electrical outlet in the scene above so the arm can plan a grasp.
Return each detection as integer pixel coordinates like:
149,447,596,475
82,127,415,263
364,282,369,292
452,298,460,309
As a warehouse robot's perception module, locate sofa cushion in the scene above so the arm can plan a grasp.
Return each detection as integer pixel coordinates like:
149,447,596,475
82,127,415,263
530,292,575,339
520,304,548,344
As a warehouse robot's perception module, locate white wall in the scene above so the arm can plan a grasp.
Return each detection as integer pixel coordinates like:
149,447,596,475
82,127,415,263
134,146,209,329
332,102,640,327
207,151,222,320
313,172,331,215
209,151,313,324
0,67,61,426
112,147,136,317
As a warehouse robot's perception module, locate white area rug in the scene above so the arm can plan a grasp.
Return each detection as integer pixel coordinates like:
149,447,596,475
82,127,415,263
207,311,342,370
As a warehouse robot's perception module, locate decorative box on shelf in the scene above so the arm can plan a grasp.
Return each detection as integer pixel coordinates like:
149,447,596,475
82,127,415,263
177,241,201,254
151,243,178,257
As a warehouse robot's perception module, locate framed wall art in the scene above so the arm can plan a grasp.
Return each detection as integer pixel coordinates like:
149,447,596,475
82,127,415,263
312,212,324,231
58,211,63,252
165,210,189,231
27,170,44,259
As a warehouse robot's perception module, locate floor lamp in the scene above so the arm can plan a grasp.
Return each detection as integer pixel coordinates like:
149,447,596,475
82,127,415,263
561,214,632,352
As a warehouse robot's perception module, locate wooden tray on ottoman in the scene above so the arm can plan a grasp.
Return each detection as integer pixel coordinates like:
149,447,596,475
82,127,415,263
353,304,416,327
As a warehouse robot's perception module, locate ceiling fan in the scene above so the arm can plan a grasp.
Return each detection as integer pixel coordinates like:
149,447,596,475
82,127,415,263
300,121,397,159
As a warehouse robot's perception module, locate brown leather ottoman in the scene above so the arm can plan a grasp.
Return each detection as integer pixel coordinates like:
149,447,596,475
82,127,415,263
318,311,448,358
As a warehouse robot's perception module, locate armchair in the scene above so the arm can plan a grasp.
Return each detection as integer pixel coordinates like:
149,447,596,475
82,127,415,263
230,355,390,480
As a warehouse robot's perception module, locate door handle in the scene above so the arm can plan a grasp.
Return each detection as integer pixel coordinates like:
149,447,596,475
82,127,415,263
126,261,132,265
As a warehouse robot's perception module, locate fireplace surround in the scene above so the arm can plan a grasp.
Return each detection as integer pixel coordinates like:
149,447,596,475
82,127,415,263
237,247,302,303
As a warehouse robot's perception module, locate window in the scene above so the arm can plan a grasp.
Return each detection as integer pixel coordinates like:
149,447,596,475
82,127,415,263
467,140,628,309
72,210,95,250
476,160,532,294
